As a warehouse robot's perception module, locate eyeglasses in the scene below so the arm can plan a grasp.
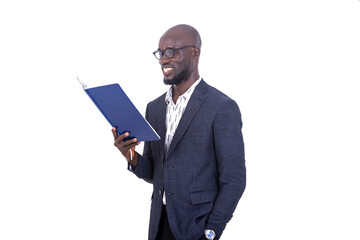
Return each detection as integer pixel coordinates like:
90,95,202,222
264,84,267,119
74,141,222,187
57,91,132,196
153,45,196,60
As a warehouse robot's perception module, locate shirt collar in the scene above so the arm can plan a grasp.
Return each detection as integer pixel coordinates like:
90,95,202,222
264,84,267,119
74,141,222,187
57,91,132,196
165,76,202,104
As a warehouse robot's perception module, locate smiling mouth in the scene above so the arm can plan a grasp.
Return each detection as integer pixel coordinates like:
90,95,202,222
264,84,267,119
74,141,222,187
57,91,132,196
162,67,173,75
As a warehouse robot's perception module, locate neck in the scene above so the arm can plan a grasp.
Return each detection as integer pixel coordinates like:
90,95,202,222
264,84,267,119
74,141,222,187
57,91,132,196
172,73,199,103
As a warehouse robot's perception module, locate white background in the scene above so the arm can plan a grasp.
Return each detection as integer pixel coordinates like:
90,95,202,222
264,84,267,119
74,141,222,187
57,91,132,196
1,0,360,239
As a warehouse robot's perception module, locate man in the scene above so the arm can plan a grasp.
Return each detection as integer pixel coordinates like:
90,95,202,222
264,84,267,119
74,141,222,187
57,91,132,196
112,24,246,240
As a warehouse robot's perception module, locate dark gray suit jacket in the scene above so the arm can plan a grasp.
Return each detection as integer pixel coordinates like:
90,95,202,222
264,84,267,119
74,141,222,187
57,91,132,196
131,80,246,240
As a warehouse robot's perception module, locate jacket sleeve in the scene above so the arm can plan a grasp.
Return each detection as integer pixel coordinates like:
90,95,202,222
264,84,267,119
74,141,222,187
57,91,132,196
128,103,154,184
206,99,246,238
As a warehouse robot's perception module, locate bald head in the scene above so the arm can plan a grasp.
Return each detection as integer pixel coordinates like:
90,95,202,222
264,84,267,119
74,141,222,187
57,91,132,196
160,24,202,50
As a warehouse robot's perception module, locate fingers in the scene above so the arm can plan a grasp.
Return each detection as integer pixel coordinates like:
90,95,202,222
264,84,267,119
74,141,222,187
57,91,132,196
119,140,140,160
112,128,140,144
112,128,131,144
111,128,140,167
120,137,139,149
112,127,118,139
112,128,140,158
114,132,132,145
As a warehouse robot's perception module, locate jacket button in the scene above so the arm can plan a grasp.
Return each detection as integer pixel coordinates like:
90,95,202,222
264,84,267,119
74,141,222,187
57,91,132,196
158,190,162,195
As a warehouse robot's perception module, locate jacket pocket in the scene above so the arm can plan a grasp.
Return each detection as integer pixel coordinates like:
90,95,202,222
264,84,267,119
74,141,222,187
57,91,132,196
190,190,218,205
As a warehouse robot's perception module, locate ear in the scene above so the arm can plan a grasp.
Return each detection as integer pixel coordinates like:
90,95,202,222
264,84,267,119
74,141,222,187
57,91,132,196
193,48,200,57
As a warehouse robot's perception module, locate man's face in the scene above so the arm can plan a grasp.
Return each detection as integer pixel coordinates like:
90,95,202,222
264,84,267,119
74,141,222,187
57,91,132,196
158,33,193,85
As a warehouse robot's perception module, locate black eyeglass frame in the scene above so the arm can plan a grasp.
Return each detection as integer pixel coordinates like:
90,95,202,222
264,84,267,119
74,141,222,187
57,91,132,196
153,45,196,60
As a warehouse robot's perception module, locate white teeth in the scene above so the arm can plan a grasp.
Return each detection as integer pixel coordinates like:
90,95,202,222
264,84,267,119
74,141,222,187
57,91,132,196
163,68,173,73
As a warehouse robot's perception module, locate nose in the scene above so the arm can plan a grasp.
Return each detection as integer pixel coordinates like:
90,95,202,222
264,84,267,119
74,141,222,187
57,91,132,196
160,55,170,65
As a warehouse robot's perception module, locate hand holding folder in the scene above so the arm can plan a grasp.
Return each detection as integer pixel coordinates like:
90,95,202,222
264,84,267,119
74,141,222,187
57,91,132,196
112,128,140,166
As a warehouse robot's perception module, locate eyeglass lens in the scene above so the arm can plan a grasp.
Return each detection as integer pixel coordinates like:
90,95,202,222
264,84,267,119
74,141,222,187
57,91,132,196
164,49,174,58
155,49,174,60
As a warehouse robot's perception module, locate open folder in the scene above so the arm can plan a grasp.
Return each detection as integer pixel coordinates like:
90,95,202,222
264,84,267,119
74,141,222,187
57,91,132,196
83,83,160,142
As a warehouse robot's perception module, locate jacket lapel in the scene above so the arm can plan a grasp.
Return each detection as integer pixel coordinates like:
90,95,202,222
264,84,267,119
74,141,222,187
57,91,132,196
155,94,167,156
166,80,209,158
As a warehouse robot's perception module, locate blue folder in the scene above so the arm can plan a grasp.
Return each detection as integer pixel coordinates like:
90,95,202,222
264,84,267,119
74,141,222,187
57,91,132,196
84,83,160,142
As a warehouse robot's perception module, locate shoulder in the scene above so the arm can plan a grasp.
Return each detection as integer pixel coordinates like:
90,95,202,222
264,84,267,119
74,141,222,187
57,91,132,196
202,83,243,128
202,80,239,109
147,92,166,109
208,84,232,101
